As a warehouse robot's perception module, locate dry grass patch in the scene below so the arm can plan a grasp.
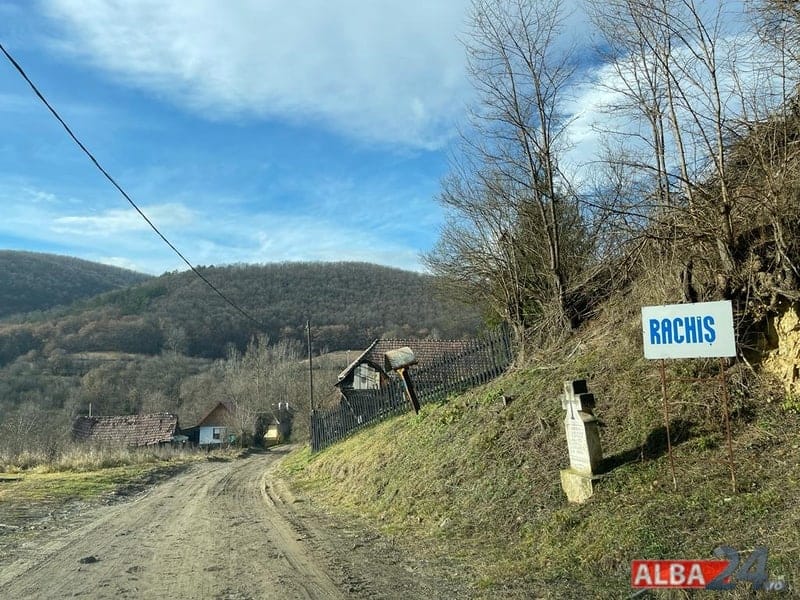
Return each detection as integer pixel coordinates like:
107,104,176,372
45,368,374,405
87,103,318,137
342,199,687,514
0,444,210,474
0,464,159,503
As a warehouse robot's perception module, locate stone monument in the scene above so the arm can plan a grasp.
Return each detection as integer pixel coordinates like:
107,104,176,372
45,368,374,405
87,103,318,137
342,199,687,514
559,379,603,503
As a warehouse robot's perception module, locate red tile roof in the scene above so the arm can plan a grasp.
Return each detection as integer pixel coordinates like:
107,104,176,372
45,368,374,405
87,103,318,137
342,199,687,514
72,413,179,446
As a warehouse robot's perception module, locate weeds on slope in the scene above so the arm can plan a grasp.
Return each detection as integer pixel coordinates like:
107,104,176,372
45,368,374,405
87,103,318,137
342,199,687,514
282,299,800,598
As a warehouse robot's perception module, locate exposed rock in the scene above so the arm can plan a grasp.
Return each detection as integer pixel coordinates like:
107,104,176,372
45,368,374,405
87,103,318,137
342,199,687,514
762,304,800,395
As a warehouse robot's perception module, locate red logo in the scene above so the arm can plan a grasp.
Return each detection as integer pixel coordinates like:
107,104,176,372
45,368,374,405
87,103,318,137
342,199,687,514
631,560,729,589
632,547,786,592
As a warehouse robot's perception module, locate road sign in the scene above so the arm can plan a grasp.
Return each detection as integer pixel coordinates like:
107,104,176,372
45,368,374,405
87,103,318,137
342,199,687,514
641,300,736,359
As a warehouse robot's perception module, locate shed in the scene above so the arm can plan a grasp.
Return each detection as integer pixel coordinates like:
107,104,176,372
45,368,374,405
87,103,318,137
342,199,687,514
71,413,179,446
335,338,474,394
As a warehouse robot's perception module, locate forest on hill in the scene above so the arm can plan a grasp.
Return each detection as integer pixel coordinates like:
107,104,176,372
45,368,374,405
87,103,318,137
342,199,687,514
0,260,483,454
0,250,149,319
1,261,482,365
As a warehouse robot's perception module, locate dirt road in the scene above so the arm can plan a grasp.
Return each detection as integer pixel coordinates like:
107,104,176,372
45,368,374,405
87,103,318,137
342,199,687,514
0,448,468,599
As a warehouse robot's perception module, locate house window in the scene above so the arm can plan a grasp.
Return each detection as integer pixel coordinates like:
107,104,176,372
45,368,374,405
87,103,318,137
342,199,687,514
212,427,223,441
355,364,380,390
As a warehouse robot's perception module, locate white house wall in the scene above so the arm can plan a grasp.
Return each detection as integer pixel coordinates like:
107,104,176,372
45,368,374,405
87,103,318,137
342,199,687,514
199,426,225,445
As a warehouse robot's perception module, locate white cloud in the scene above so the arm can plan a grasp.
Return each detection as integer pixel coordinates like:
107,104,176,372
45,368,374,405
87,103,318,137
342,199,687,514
162,216,424,273
0,181,428,274
52,203,196,236
561,26,788,185
39,0,473,149
22,186,59,204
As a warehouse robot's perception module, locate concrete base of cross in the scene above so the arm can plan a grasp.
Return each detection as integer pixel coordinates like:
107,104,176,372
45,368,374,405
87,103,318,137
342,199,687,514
560,468,600,503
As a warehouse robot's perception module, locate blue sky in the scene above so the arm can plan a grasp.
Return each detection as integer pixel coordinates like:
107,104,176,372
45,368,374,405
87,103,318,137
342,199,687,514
0,1,761,276
0,1,474,274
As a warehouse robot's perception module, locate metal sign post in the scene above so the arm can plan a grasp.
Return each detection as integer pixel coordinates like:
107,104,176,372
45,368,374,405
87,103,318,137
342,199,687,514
658,359,678,491
641,301,737,493
718,357,737,493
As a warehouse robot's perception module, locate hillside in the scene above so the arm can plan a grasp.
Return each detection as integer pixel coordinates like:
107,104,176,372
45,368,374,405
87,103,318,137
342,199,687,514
0,250,150,319
0,261,484,438
282,284,800,598
1,261,482,364
135,261,483,356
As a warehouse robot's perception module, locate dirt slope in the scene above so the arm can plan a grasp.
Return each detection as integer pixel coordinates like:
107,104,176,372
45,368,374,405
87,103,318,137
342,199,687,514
0,448,466,599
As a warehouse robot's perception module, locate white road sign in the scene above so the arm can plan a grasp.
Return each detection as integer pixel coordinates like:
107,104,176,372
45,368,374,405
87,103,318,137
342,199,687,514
641,300,736,359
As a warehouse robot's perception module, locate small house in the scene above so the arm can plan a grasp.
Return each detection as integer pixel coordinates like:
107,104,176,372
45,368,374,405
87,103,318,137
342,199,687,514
260,402,293,447
185,401,235,446
332,338,476,422
264,421,282,446
71,413,180,446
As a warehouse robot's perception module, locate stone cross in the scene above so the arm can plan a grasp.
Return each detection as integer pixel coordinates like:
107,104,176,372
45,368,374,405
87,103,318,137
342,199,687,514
561,379,595,421
559,380,603,503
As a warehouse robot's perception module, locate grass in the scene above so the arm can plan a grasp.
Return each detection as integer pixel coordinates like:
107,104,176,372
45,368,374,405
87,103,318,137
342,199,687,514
0,443,211,474
0,464,166,504
0,445,232,520
280,295,800,598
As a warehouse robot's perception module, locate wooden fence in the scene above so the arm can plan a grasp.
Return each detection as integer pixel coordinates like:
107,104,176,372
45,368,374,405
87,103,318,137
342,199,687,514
310,327,514,452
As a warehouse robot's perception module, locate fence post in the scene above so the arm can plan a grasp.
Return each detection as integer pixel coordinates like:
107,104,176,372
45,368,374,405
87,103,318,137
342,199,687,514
309,327,516,452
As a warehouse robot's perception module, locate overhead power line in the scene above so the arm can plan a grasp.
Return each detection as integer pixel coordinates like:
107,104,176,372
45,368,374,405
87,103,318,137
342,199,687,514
0,41,266,330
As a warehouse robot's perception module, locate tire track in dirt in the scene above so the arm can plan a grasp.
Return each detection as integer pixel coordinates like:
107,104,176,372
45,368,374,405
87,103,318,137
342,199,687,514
0,448,471,599
0,450,343,599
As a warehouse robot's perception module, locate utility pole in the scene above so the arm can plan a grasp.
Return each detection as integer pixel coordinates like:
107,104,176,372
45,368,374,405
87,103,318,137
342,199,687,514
306,319,314,412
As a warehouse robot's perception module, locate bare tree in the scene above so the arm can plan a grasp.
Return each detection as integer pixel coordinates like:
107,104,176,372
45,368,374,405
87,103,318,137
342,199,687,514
0,403,40,456
590,1,762,297
754,0,800,72
724,0,800,304
222,346,255,445
427,0,592,344
426,166,530,342
220,336,311,445
588,0,675,220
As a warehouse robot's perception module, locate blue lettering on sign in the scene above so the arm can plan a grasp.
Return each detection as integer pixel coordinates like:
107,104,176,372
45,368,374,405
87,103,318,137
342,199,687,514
684,315,699,343
649,319,661,344
703,315,716,343
673,317,684,343
648,315,717,345
660,318,672,344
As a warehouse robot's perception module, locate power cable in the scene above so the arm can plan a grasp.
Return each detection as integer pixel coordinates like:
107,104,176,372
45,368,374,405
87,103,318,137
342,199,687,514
0,41,266,330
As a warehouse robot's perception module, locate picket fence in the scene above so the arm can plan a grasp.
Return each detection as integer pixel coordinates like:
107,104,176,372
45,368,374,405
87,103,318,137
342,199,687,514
310,328,514,452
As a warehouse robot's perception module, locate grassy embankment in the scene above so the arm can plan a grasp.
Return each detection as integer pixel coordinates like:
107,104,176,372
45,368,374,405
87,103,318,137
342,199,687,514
282,286,800,598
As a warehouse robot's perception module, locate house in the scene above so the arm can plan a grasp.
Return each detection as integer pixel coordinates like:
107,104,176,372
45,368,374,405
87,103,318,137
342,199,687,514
71,413,179,446
185,401,295,447
335,338,474,395
259,403,293,447
184,401,235,446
